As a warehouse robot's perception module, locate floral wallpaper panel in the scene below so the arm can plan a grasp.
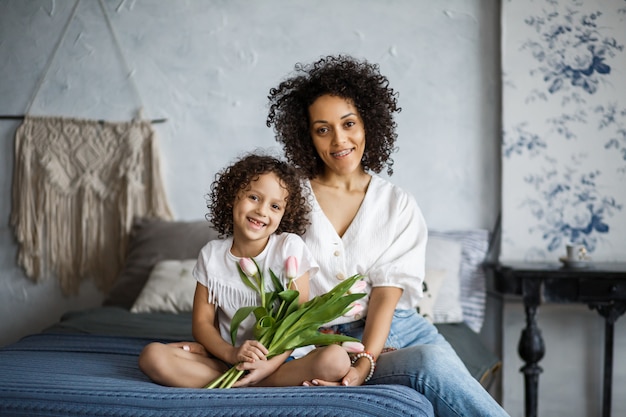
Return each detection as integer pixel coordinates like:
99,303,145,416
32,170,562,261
501,0,626,263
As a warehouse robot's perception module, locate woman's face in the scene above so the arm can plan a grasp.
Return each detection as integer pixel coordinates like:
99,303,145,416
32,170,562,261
308,94,366,177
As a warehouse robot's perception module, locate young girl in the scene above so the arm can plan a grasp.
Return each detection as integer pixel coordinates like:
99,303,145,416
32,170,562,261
138,153,352,388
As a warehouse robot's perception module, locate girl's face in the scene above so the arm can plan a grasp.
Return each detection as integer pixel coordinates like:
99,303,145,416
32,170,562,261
232,172,288,255
308,94,366,177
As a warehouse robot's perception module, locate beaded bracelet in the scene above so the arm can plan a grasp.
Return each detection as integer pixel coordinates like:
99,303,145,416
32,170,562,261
351,351,376,382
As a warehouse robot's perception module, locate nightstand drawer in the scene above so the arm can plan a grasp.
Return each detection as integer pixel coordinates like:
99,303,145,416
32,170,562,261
578,279,626,301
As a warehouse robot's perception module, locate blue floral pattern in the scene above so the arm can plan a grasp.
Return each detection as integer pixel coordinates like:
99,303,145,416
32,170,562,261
521,8,623,97
522,160,623,252
501,0,626,262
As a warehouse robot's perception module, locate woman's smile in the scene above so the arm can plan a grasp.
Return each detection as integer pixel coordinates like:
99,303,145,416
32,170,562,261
331,148,354,158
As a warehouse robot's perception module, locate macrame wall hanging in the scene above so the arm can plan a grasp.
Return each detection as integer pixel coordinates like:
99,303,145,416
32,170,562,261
9,0,173,295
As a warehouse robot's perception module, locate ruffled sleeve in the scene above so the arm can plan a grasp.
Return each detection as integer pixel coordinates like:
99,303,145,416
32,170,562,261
365,186,428,309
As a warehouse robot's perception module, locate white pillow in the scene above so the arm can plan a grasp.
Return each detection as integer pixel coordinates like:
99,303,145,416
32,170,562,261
130,259,197,313
425,236,464,323
416,269,447,323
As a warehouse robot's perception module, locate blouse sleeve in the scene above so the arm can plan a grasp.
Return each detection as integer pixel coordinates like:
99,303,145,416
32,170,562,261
366,189,428,310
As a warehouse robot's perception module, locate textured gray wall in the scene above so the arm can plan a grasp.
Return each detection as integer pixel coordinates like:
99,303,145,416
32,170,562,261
0,0,500,345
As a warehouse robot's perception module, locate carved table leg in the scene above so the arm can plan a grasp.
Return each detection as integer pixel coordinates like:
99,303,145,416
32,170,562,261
518,303,545,417
589,302,626,417
518,278,545,417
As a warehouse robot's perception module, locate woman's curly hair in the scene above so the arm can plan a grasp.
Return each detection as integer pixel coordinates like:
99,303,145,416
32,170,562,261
266,54,401,178
207,153,310,238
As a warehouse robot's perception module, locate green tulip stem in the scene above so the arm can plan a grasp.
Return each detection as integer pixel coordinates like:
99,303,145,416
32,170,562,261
223,368,245,389
275,299,288,320
204,365,245,389
204,368,229,389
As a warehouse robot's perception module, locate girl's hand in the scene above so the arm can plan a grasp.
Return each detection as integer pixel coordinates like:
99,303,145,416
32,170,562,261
232,356,280,387
234,340,268,363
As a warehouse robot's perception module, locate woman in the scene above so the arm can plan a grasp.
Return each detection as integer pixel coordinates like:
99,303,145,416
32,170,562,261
267,55,509,417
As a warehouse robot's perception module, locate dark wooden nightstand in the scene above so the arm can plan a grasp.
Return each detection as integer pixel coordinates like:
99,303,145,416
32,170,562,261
490,261,626,417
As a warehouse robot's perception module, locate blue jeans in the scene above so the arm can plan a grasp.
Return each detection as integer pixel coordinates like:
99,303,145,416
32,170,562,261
328,310,510,417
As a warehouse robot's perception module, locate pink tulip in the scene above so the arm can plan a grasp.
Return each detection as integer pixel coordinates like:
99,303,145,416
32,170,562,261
343,302,364,318
285,256,298,280
341,341,365,353
239,257,258,278
348,280,367,294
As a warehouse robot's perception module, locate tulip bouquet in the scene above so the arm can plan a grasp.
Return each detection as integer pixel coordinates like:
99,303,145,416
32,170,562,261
205,256,365,389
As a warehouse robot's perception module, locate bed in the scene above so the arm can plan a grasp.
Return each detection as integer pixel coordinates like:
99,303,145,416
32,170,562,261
0,217,500,417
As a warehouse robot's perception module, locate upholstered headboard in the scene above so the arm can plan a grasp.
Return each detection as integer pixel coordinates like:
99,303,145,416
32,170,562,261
104,217,490,333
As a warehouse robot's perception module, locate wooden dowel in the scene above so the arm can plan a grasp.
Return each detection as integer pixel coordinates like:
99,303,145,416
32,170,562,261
0,115,167,124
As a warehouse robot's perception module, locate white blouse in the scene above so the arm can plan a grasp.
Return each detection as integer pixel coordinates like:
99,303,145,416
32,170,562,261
303,175,428,327
193,233,319,347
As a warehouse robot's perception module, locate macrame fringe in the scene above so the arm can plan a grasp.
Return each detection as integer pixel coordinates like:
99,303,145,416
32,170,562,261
11,116,173,295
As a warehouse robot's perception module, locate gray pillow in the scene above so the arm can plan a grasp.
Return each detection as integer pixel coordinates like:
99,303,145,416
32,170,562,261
429,229,490,333
103,217,218,310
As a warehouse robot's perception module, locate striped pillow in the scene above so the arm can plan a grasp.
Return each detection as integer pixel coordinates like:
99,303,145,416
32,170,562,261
429,229,490,333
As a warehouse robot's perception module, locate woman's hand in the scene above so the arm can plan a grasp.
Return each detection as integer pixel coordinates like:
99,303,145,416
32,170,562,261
233,340,268,363
302,363,366,387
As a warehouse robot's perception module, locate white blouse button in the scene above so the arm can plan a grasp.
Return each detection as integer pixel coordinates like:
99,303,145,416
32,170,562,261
336,272,346,280
333,250,340,256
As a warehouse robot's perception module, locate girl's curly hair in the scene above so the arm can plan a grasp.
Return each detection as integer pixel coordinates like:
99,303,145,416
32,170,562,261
207,153,310,238
266,54,401,178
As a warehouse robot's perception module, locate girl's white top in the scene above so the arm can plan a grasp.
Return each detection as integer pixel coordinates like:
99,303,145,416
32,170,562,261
193,233,319,348
303,175,428,327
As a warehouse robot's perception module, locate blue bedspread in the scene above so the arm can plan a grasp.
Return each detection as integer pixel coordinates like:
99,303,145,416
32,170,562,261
0,332,433,417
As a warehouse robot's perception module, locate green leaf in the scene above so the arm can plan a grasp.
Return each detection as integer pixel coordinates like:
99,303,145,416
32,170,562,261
284,294,301,318
265,290,279,316
251,258,264,297
229,305,257,345
299,274,364,310
275,289,299,320
253,306,269,322
269,268,284,293
270,331,359,354
278,289,299,302
302,333,361,346
237,264,259,293
257,315,276,328
290,293,365,330
254,314,276,341
269,304,311,343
